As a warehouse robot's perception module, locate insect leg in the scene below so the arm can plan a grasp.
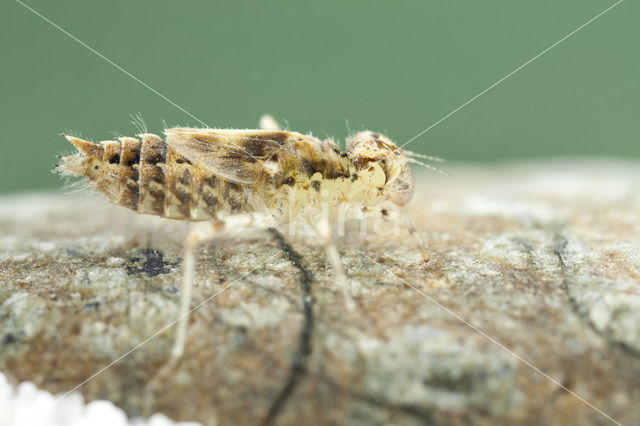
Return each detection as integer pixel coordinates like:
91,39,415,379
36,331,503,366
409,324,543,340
387,209,429,262
145,213,277,410
310,216,356,311
172,221,220,358
144,220,222,412
259,114,281,131
346,204,430,263
173,213,278,358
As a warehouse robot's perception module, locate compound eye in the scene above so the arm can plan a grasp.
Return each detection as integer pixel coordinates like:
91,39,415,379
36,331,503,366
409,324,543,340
387,165,415,205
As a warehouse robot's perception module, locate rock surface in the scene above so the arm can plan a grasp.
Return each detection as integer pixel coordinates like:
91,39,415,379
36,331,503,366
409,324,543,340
1,160,639,426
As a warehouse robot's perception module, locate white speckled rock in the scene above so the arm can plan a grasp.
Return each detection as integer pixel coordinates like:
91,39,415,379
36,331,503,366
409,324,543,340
0,160,639,425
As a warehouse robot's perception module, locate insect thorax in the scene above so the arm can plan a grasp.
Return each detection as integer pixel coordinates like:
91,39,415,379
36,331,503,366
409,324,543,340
262,160,389,223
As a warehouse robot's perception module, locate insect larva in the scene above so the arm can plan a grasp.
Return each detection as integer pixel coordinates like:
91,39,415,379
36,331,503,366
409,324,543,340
57,116,439,368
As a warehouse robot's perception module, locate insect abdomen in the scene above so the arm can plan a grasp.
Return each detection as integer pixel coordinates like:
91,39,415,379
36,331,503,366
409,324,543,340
60,134,245,220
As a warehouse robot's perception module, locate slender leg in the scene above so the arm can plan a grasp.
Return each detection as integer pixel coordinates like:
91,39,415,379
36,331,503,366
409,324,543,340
347,204,429,262
312,216,347,284
386,210,429,263
310,216,356,311
259,114,281,131
173,213,277,356
145,213,277,410
172,221,221,357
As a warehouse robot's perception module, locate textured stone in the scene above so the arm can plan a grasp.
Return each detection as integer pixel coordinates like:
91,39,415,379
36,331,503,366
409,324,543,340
1,160,639,425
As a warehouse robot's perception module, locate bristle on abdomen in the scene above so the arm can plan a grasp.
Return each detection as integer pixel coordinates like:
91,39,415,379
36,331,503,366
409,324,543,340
59,134,231,221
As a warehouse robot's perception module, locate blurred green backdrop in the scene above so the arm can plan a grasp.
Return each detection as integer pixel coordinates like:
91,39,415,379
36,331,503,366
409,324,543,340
1,0,638,194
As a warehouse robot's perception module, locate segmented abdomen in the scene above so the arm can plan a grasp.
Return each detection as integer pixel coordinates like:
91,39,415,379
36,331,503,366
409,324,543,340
62,134,247,220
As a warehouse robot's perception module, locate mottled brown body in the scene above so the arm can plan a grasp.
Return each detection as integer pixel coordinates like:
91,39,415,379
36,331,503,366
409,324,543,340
60,133,250,220
56,120,435,369
58,127,419,223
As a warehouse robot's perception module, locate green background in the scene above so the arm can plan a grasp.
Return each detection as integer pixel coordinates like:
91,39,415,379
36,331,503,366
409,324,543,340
1,0,638,194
